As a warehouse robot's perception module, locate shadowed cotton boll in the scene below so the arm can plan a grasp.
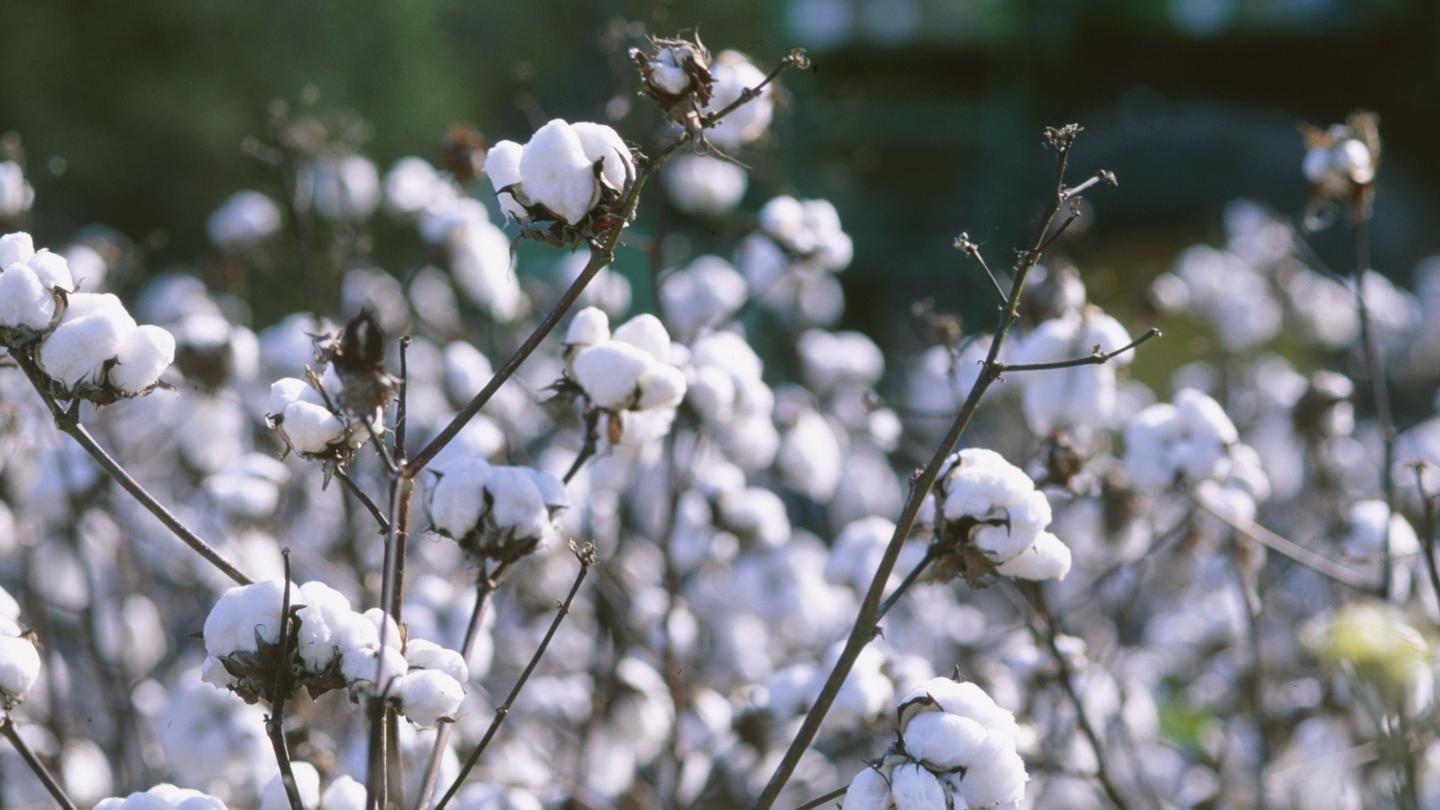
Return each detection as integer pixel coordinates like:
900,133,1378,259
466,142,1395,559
663,154,747,217
299,154,380,223
206,191,282,248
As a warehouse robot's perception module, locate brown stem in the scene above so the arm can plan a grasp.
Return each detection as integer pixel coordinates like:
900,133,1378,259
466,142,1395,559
435,543,596,810
1352,214,1399,601
791,785,847,810
999,327,1161,373
751,124,1096,810
0,718,78,810
336,469,391,533
1229,550,1269,810
8,349,254,585
267,549,305,810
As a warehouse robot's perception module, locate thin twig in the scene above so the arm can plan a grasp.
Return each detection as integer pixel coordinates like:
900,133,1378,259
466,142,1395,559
999,327,1161,373
267,549,305,810
954,232,1007,307
752,124,1107,810
790,785,847,810
1352,214,1399,601
0,718,79,810
699,50,807,128
563,408,603,485
8,349,254,585
336,468,391,533
876,544,940,619
1192,494,1374,590
1229,550,1269,810
435,542,596,810
1020,582,1130,809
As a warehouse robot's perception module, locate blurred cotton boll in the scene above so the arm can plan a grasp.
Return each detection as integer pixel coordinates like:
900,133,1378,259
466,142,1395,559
663,154,747,217
206,190,282,248
0,161,35,219
298,153,380,223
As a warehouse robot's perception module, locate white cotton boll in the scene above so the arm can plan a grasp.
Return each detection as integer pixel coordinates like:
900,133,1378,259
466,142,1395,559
891,763,947,810
900,679,1015,735
0,163,34,218
451,220,524,322
637,364,687,410
0,232,35,267
398,669,465,728
485,140,528,221
384,157,445,217
419,192,491,244
519,120,598,225
207,191,282,247
281,400,345,454
204,579,292,658
995,531,1072,581
959,740,1028,807
779,410,843,500
486,466,548,538
759,196,808,250
717,487,790,547
0,635,40,703
430,458,492,537
292,581,352,671
405,638,469,684
687,364,737,421
261,762,321,810
797,329,884,390
660,255,748,338
663,155,748,217
0,587,20,636
612,313,672,363
0,263,56,330
268,377,322,415
842,766,892,810
703,51,773,150
321,776,367,810
565,306,611,349
60,739,113,806
571,121,633,192
25,250,74,290
303,154,380,223
175,795,228,810
904,711,989,770
573,341,650,409
110,324,175,392
39,295,136,387
1175,387,1238,445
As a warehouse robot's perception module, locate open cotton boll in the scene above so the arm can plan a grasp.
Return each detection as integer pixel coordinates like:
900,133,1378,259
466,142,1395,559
203,579,292,659
383,157,445,217
0,263,56,330
519,120,598,225
484,139,528,221
778,410,843,501
663,154,748,217
110,324,175,392
797,329,884,391
268,377,322,414
404,638,469,684
321,776,367,810
636,364,687,410
486,466,549,539
891,763,947,810
0,635,40,705
842,766,892,810
612,313,672,363
39,294,137,388
565,306,611,350
958,739,1028,807
0,232,36,268
660,255,748,338
573,341,651,409
451,220,524,322
93,785,230,810
903,711,989,770
260,762,320,810
571,121,633,192
291,581,354,671
25,250,74,291
207,190,282,248
281,400,345,454
303,154,380,223
397,669,465,728
994,531,1072,581
429,458,493,537
702,51,773,150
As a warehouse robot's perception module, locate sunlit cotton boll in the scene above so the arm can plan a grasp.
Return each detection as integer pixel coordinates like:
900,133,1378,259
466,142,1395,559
299,153,380,223
383,156,447,217
659,255,747,339
0,162,35,219
701,51,774,150
490,119,634,226
93,784,230,810
206,191,282,248
663,154,748,217
450,220,525,322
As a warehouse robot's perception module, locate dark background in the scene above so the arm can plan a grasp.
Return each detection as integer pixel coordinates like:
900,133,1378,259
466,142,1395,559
2,0,1437,346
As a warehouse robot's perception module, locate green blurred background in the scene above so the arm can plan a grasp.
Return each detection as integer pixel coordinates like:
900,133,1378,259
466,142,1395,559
2,0,1438,350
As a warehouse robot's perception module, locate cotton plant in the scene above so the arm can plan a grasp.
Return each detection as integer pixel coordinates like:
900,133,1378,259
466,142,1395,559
841,677,1028,809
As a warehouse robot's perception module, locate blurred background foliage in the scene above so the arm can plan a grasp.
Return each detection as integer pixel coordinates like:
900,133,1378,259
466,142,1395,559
1,0,1437,368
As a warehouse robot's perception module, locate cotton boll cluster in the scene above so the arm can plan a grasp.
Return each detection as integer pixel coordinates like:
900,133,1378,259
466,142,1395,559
684,331,779,469
1011,307,1133,439
1123,388,1243,492
0,161,34,220
297,153,381,223
266,371,383,459
0,231,71,343
796,329,884,394
736,196,852,326
565,308,687,421
1152,245,1281,352
928,448,1070,583
206,191,282,249
428,458,567,562
0,586,39,709
663,154,748,217
485,119,634,237
93,784,229,810
842,677,1028,809
701,51,775,150
777,407,844,501
660,255,748,339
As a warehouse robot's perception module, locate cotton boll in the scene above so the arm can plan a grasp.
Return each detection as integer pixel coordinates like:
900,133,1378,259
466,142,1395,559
302,154,380,223
384,157,446,217
565,306,611,350
660,255,748,338
0,164,34,218
207,191,282,247
0,635,40,704
484,140,528,221
519,120,598,225
486,466,548,539
891,763,947,810
405,638,469,684
451,220,524,322
261,762,321,810
573,341,650,409
663,155,748,217
994,531,1072,581
0,263,56,330
110,324,175,392
797,329,884,391
397,669,465,728
778,410,842,501
959,740,1028,807
429,458,493,538
204,579,292,659
0,232,35,267
637,364,687,410
39,294,136,387
571,121,633,192
842,766,892,810
703,51,773,150
904,711,989,770
612,313,672,363
321,776,367,810
281,400,345,454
